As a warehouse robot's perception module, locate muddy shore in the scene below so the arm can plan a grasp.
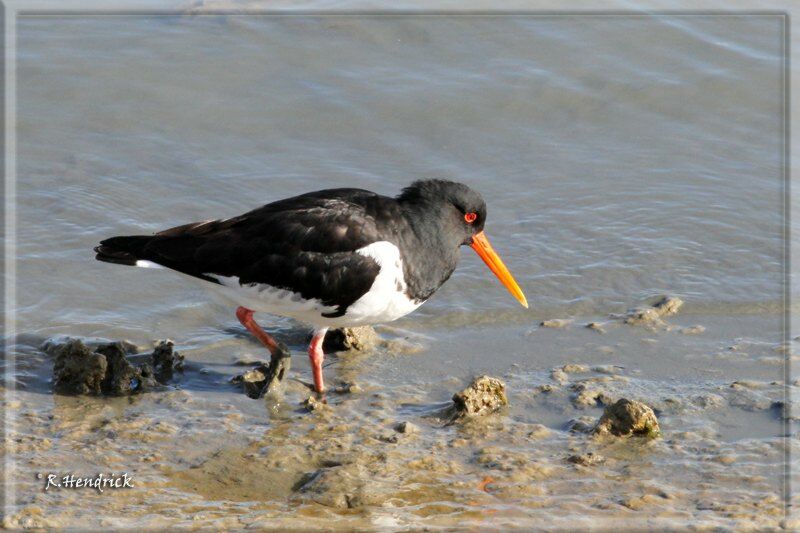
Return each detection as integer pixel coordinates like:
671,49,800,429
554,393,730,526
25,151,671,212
3,302,793,529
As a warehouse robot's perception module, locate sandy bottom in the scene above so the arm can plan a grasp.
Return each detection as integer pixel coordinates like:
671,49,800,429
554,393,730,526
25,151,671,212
3,308,796,530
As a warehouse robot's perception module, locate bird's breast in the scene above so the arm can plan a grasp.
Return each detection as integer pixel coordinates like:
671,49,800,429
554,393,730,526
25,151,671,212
340,241,426,325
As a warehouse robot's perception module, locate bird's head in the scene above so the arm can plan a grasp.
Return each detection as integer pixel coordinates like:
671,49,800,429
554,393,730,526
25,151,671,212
399,179,528,308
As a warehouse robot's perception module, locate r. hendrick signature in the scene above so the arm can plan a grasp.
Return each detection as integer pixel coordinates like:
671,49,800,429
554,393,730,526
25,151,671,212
38,472,133,493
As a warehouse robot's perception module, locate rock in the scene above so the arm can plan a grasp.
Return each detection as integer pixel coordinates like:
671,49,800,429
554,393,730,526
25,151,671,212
586,322,606,333
52,339,108,395
322,327,379,352
42,337,139,356
50,338,188,397
572,387,615,408
451,376,508,418
624,307,660,325
561,363,589,373
151,340,184,382
550,369,568,384
623,296,683,326
231,365,271,399
394,421,419,434
593,398,660,437
567,452,605,466
652,296,683,317
95,343,141,395
137,363,159,391
540,318,572,328
303,396,329,412
533,384,556,395
334,382,362,394
231,344,291,398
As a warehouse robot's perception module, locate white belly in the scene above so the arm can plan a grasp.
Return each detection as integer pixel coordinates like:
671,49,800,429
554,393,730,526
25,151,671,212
186,241,425,328
338,241,425,326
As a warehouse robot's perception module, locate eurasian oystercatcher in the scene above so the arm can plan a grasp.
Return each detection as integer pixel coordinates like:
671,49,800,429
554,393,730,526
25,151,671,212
95,179,527,393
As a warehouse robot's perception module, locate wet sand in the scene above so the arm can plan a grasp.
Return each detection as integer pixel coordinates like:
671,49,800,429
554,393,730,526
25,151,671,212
3,305,792,530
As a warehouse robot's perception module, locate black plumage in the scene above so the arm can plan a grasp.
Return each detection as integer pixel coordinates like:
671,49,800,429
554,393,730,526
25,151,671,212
95,179,528,394
95,179,488,318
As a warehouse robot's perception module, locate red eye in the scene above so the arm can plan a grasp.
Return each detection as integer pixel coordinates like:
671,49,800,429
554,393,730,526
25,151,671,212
464,212,477,224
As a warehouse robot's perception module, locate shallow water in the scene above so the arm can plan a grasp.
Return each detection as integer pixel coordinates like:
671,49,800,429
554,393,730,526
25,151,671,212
5,9,794,530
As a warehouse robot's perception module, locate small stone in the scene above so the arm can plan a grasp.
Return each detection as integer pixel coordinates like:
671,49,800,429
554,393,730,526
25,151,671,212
652,296,683,317
151,339,184,382
378,433,399,444
567,452,605,466
451,376,508,418
394,421,419,434
561,364,589,374
540,318,572,328
231,365,270,399
572,388,614,408
550,369,568,384
623,296,683,326
586,322,606,333
593,398,660,437
303,396,329,412
334,382,362,394
624,307,661,325
322,327,379,352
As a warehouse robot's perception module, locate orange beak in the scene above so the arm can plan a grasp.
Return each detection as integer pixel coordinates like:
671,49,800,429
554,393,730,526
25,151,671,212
470,231,528,308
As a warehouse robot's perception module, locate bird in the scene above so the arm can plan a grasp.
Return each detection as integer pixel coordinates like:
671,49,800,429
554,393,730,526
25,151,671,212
94,179,527,394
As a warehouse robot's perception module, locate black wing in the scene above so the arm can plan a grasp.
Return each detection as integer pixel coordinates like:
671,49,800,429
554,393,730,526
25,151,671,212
95,188,397,316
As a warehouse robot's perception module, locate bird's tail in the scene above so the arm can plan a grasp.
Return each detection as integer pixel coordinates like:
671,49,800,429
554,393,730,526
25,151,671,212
94,235,154,266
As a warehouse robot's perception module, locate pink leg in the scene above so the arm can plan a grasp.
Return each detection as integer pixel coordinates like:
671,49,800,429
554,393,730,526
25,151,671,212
308,328,329,393
236,306,283,357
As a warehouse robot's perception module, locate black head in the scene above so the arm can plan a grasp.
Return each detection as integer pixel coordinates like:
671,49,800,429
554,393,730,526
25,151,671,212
397,179,487,245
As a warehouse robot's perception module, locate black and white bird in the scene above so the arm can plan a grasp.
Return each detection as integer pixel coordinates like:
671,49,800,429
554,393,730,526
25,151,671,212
95,179,527,393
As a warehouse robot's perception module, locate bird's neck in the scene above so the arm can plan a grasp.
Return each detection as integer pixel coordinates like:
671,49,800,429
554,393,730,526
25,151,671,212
396,201,462,302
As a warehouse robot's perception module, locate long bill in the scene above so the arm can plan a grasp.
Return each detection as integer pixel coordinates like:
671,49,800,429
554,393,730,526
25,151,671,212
470,231,529,308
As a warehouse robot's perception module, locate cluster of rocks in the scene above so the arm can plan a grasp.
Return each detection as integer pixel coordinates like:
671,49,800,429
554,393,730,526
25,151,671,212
48,338,183,396
539,295,690,334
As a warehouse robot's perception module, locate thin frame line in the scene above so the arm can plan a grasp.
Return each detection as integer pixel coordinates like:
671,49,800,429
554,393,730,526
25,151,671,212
2,6,792,526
